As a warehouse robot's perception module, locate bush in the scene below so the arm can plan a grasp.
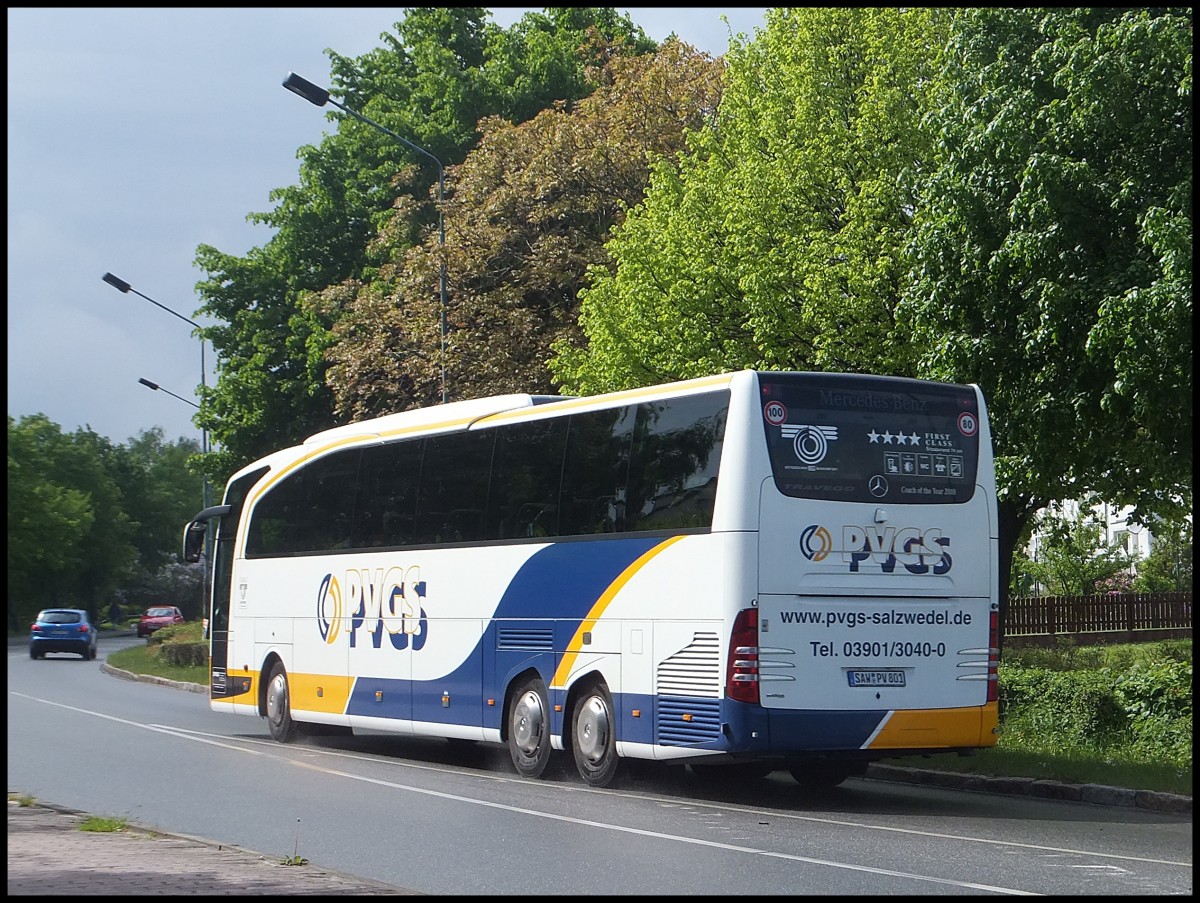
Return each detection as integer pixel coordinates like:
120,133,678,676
999,653,1193,770
159,641,208,668
1112,661,1193,767
999,667,1127,744
148,621,208,668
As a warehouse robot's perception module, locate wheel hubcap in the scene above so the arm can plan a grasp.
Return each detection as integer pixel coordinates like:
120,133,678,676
267,674,287,724
513,690,544,755
575,696,609,763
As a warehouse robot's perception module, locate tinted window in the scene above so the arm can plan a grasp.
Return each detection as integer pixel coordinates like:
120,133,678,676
760,374,980,504
354,440,424,548
214,466,269,630
485,418,568,540
558,405,636,535
248,450,361,554
626,393,727,532
413,431,495,544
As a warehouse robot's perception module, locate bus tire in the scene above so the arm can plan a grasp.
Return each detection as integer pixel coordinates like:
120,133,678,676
507,676,552,778
571,682,619,788
265,662,298,743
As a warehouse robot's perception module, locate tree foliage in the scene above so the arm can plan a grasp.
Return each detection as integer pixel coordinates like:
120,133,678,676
550,7,953,393
1134,518,1194,593
1009,504,1133,596
319,38,724,418
897,7,1193,588
7,416,201,630
194,8,656,477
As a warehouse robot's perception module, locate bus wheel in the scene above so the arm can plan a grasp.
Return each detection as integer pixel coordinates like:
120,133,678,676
508,677,552,778
265,663,298,743
571,683,619,788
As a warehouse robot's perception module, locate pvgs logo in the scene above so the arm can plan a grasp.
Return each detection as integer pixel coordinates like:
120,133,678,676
317,564,429,650
799,524,952,575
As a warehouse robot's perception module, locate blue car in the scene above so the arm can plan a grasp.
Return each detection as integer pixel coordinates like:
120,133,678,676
30,608,97,660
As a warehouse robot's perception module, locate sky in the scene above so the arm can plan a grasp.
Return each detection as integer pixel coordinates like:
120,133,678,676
7,7,768,448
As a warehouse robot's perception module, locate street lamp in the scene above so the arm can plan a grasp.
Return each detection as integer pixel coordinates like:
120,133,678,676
102,272,211,506
138,377,199,408
282,71,448,404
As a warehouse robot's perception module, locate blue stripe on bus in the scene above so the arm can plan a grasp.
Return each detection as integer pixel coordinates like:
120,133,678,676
341,535,893,755
346,536,666,725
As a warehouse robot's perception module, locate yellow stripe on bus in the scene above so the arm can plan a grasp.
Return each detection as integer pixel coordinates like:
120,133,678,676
288,672,354,715
550,535,687,689
866,702,1000,750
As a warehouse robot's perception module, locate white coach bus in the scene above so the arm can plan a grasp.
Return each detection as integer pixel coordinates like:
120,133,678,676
184,370,999,788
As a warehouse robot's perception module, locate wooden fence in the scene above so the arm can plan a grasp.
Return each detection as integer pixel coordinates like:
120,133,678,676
1004,591,1192,647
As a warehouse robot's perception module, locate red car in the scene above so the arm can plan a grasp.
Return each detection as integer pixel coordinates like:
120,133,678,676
137,605,184,638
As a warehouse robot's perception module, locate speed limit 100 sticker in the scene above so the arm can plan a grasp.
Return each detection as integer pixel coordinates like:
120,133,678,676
764,400,787,425
958,411,978,436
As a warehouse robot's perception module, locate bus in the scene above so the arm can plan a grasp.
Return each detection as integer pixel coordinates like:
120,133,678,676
183,370,999,788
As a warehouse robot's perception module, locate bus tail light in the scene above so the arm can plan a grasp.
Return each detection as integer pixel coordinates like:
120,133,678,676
726,607,760,704
987,608,999,703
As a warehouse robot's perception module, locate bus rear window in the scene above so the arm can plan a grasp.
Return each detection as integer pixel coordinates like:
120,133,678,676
759,373,980,504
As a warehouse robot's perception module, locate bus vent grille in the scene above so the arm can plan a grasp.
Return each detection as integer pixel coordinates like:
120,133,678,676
656,695,721,745
656,632,721,697
496,627,555,651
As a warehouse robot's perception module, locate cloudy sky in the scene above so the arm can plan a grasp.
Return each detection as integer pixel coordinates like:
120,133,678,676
7,7,767,448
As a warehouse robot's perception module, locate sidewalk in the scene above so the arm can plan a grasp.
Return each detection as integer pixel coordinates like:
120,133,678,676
7,797,417,895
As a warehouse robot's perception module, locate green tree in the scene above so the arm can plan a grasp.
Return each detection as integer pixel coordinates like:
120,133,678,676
320,38,724,417
1134,518,1193,593
6,415,138,627
196,7,655,477
898,8,1192,612
551,7,953,393
110,428,204,571
1010,504,1133,596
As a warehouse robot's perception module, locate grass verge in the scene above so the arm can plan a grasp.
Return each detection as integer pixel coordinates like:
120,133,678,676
885,746,1191,796
106,622,209,686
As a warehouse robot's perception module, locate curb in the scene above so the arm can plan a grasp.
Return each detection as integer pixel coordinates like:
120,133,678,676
100,661,210,694
865,764,1191,814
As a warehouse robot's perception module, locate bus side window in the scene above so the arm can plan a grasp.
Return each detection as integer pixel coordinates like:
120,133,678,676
486,418,567,541
246,450,359,556
355,440,423,548
625,393,727,532
559,406,635,536
414,431,494,545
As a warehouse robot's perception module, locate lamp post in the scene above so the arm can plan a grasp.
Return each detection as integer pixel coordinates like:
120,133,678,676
138,375,210,622
102,272,211,507
282,71,448,404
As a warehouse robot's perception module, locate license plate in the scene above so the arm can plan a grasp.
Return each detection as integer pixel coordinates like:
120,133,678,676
847,669,905,687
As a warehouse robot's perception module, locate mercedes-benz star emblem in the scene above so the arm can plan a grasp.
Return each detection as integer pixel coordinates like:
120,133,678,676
869,475,888,498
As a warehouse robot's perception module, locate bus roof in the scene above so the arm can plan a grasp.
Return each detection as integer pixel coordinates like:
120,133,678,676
302,394,569,446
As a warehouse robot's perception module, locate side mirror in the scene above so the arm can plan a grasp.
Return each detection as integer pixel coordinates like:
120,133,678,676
182,520,207,563
181,504,231,562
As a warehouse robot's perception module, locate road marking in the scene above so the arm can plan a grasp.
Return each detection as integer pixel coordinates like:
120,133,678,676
11,692,1192,884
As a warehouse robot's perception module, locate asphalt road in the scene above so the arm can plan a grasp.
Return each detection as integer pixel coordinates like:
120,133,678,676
8,632,1193,895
